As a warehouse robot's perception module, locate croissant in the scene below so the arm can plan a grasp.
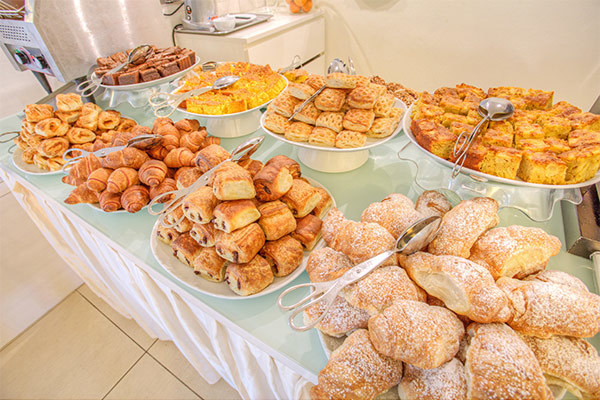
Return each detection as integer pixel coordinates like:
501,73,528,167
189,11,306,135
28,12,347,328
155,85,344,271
131,125,152,136
161,134,180,151
35,118,69,138
200,136,220,149
164,147,195,168
117,118,137,132
180,130,207,152
154,122,181,138
92,139,110,152
111,131,137,147
98,130,117,143
194,144,230,172
101,148,149,169
99,190,121,212
176,167,203,189
147,145,169,160
56,93,83,112
86,167,113,192
66,127,96,144
97,110,121,130
75,103,101,131
174,118,200,134
38,137,69,158
25,104,54,122
64,183,100,204
121,185,150,213
149,178,177,202
106,167,139,193
152,117,174,132
139,159,167,186
63,154,102,186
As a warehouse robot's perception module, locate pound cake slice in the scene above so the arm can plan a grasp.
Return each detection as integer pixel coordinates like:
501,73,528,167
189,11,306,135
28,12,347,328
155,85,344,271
517,151,567,185
559,144,600,183
411,119,456,160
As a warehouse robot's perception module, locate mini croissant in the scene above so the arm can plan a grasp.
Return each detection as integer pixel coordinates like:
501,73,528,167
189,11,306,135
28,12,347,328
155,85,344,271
174,118,200,134
149,178,177,202
99,190,121,212
164,147,195,168
106,167,139,193
64,183,100,204
86,167,113,192
121,185,150,213
180,130,207,152
63,154,102,186
139,159,168,187
101,147,149,169
194,144,230,173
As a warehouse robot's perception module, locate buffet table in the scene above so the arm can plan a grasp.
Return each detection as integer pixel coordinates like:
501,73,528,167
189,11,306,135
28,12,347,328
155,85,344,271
1,98,598,400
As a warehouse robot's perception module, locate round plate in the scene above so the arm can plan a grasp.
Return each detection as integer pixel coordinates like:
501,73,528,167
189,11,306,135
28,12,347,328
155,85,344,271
150,177,336,300
12,148,63,175
261,99,407,152
402,105,600,189
87,203,148,214
95,56,201,91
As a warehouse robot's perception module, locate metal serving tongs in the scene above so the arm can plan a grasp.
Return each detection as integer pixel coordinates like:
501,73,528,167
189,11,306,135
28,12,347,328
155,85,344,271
61,134,162,174
279,55,302,73
277,215,442,332
148,75,240,118
450,97,514,179
0,131,19,154
76,44,152,97
148,135,265,228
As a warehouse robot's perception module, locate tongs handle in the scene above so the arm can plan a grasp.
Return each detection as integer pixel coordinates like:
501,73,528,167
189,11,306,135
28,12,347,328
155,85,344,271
61,147,90,174
288,85,326,121
149,87,213,118
0,131,19,144
451,115,490,178
277,281,341,332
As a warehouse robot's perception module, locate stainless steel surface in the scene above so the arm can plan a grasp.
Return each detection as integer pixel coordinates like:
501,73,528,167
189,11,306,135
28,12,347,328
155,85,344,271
0,0,171,82
451,97,514,178
176,13,272,36
277,216,441,332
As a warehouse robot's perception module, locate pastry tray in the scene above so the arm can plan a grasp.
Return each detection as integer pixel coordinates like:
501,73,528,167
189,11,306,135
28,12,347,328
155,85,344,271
175,13,273,36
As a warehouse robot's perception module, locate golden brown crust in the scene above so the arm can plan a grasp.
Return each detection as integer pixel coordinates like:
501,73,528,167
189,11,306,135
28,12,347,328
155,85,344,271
192,247,228,282
25,104,54,122
194,144,230,173
261,235,303,277
257,200,297,241
284,121,312,142
315,111,344,133
263,113,291,134
280,179,321,218
346,86,379,109
38,137,69,158
171,232,203,267
215,222,266,264
253,163,293,202
106,167,139,193
342,109,375,133
181,185,218,224
121,185,150,213
291,214,322,250
211,161,256,201
335,130,367,148
36,118,69,138
309,127,337,147
398,358,467,400
325,72,357,89
305,247,353,283
56,93,83,112
212,199,260,233
86,167,113,192
157,224,180,245
224,254,273,296
314,88,346,112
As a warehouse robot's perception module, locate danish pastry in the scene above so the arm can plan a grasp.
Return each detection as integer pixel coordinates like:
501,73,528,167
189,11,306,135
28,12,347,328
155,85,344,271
343,108,375,132
335,130,367,148
25,104,54,122
38,137,69,158
261,235,304,277
66,127,96,144
56,93,83,112
97,110,121,130
284,121,312,142
75,103,102,131
292,101,321,125
347,86,379,109
270,92,300,117
314,88,346,112
55,110,80,124
46,157,66,171
263,113,291,134
212,199,260,233
288,82,316,100
315,111,344,133
224,254,273,296
373,93,395,117
193,247,229,282
325,72,356,89
366,117,397,138
257,200,297,240
308,126,336,147
35,118,69,138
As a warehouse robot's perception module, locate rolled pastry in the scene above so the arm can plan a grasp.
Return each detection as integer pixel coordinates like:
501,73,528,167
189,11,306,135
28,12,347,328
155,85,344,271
291,214,322,250
190,222,218,247
224,254,273,296
361,198,424,239
192,247,229,282
261,235,303,277
156,224,180,245
310,187,333,219
305,247,353,283
280,179,321,218
182,186,218,224
212,199,260,233
257,200,297,241
215,222,266,264
398,358,467,400
171,232,203,267
415,190,452,218
253,163,293,202
211,161,256,201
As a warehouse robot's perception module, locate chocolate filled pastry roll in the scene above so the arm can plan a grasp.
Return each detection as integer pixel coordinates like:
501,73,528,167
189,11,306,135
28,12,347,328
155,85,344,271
466,323,553,400
97,110,121,130
194,144,230,173
265,155,301,178
310,329,403,400
25,103,54,122
261,235,303,277
428,197,499,258
306,247,353,283
212,199,260,233
224,254,273,296
399,252,512,323
291,214,322,250
253,163,293,202
497,277,600,338
212,161,256,201
342,266,427,316
415,190,452,218
156,224,180,245
56,93,83,112
215,223,265,264
38,137,69,158
310,187,332,219
237,158,263,178
193,247,229,282
368,300,465,369
182,186,218,224
164,205,192,233
176,167,203,189
281,179,321,218
99,190,121,212
398,358,467,400
469,225,562,280
171,232,203,267
190,222,218,247
257,200,297,241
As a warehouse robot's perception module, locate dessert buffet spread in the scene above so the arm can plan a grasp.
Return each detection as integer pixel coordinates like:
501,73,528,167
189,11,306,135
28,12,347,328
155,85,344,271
306,192,600,400
153,151,333,297
409,84,600,185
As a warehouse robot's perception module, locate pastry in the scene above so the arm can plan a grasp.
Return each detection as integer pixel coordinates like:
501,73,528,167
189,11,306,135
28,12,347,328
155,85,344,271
292,102,321,126
305,74,326,90
399,252,512,323
176,167,203,189
415,190,452,218
212,161,256,200
517,151,567,185
138,159,168,187
21,147,36,164
190,222,219,247
343,108,375,133
361,199,424,239
106,167,139,193
181,185,218,224
215,222,266,264
368,300,465,369
373,93,395,117
149,178,177,202
101,147,149,169
64,183,100,204
171,232,203,267
280,179,321,218
46,157,66,171
314,88,346,112
325,72,356,89
117,118,137,132
35,118,69,138
180,130,207,152
428,197,499,258
237,158,263,178
261,235,304,277
308,126,337,147
253,163,294,202
86,167,113,192
174,118,200,134
497,277,600,338
194,144,231,173
193,247,229,282
65,127,96,144
264,113,291,134
212,199,260,233
466,323,553,400
366,117,397,138
270,92,300,117
335,130,367,148
25,104,54,122
347,86,379,109
111,130,138,147
38,137,69,158
525,269,590,292
284,121,313,142
55,110,80,124
99,190,121,212
288,82,317,100
398,358,467,400
342,266,427,315
306,247,353,283
75,103,102,131
291,214,322,250
315,111,344,133
257,200,297,240
164,147,195,168
97,110,121,130
310,329,403,400
310,187,332,219
62,153,102,186
224,254,273,296
303,295,370,338
156,224,180,245
120,185,149,213
469,225,562,279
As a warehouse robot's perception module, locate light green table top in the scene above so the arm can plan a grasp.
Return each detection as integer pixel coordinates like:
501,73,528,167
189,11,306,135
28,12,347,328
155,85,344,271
1,101,597,383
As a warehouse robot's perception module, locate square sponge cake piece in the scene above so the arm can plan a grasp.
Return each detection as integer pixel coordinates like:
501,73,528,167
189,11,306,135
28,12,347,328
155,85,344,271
517,151,567,184
411,119,456,160
559,144,600,183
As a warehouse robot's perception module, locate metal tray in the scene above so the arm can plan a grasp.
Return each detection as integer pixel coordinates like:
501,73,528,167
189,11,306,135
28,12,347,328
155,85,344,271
175,13,272,36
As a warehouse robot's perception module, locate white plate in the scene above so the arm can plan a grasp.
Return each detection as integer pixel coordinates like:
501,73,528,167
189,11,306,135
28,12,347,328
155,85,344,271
94,56,201,92
402,105,600,189
261,99,407,152
12,148,63,175
150,176,336,300
87,203,148,214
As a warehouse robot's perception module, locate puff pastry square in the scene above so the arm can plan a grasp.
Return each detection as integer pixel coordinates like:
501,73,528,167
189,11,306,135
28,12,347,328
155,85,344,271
347,86,379,109
270,92,300,117
325,72,357,89
373,93,395,117
314,88,346,112
315,111,344,133
388,107,404,121
287,82,316,100
292,102,321,125
335,130,367,148
264,113,291,134
284,121,312,142
305,74,326,90
368,83,387,97
367,117,398,138
308,126,337,147
342,109,375,133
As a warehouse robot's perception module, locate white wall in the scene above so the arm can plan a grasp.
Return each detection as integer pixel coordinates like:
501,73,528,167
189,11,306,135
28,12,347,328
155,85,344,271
318,0,600,110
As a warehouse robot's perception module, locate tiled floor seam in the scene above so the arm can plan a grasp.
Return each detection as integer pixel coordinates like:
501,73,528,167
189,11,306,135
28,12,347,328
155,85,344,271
145,350,206,400
101,351,147,400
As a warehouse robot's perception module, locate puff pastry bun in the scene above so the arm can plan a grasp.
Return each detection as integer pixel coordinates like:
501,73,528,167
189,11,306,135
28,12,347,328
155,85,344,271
308,126,336,147
315,111,344,133
225,254,273,296
281,179,321,218
193,247,228,282
257,200,297,241
212,199,260,233
261,235,303,277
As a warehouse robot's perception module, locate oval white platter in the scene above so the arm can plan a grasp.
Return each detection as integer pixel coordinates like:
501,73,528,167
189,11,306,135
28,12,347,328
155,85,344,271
262,99,407,153
402,105,600,189
86,203,148,214
12,148,63,176
150,176,335,300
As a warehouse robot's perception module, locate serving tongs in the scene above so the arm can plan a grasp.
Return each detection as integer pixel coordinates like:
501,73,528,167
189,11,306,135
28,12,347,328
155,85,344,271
277,215,442,332
0,131,19,154
61,134,162,174
148,135,265,228
148,75,240,118
450,97,514,179
279,55,302,73
76,44,152,97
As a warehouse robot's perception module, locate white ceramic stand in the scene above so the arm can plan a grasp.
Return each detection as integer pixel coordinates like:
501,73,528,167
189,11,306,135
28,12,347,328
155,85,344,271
297,147,369,173
204,109,262,138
